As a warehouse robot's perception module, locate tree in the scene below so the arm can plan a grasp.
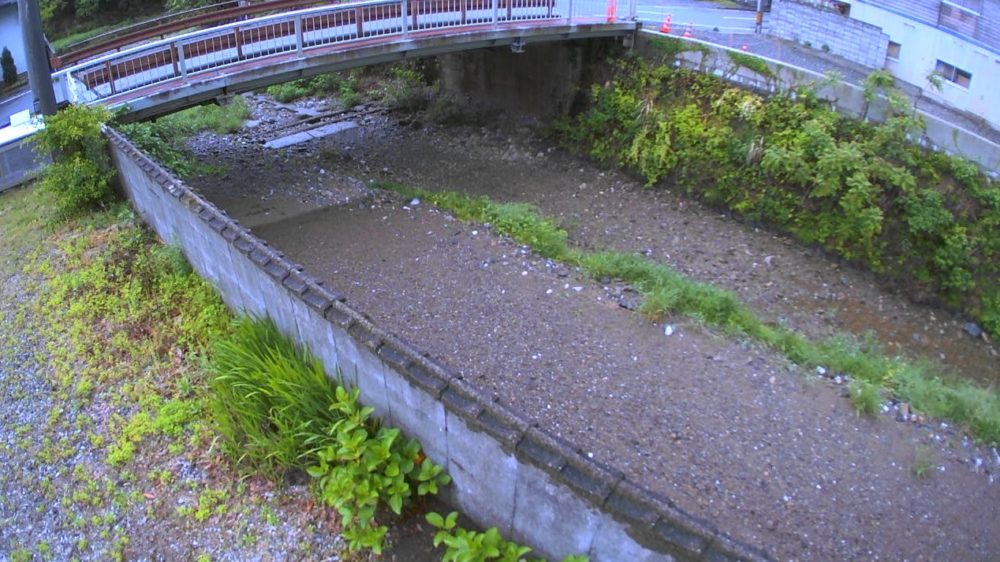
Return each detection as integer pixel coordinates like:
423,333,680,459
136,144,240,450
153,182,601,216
1,47,16,88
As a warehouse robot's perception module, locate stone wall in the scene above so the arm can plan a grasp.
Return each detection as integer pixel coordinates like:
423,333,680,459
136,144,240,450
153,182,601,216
769,0,889,68
105,126,770,562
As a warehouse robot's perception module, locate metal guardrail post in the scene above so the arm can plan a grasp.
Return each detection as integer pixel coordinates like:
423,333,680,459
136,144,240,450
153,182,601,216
492,0,499,27
295,15,304,53
177,42,188,78
400,0,408,37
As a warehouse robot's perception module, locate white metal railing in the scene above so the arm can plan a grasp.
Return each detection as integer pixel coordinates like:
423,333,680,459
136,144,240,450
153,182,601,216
54,0,634,104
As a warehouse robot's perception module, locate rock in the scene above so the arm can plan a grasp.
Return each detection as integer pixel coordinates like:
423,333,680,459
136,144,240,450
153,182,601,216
963,322,983,338
409,198,421,206
617,288,641,311
897,402,910,422
664,324,675,336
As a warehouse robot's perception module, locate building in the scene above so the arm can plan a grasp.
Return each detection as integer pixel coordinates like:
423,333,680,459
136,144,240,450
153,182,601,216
770,0,1000,130
0,0,25,76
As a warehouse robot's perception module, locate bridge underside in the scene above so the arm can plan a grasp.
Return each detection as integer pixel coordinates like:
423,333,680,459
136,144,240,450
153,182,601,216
112,22,637,122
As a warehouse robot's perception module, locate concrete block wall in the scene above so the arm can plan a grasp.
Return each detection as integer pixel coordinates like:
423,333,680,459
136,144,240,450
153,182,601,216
637,33,1000,174
104,127,770,562
769,0,889,69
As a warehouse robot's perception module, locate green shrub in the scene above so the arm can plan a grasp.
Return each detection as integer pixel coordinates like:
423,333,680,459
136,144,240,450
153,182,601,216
265,73,348,103
380,65,427,111
35,104,115,218
1,47,16,87
557,60,1000,338
309,386,450,553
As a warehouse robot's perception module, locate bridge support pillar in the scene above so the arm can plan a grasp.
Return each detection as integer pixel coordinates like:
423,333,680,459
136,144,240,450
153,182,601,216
437,38,623,120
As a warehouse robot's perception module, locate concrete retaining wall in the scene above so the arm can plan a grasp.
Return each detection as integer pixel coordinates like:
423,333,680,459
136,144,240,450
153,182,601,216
637,32,1000,175
0,135,47,193
105,126,770,562
769,0,889,68
438,39,624,120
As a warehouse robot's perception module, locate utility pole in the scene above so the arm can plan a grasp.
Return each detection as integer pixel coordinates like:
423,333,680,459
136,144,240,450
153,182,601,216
19,0,57,115
755,0,763,33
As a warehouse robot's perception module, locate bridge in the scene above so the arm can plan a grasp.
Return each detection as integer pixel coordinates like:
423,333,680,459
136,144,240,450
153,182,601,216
49,0,639,121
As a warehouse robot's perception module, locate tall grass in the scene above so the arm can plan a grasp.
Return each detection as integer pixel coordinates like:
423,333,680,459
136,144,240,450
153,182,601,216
378,182,1000,443
119,96,251,177
209,316,341,474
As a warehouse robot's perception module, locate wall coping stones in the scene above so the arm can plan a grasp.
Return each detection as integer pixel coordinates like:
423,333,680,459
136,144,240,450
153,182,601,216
516,426,571,476
472,400,530,452
103,125,773,562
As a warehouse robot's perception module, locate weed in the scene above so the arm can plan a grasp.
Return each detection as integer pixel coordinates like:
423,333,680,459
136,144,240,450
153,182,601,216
912,445,936,478
849,379,882,415
427,511,588,562
212,316,449,553
209,316,343,473
379,65,428,111
119,98,251,178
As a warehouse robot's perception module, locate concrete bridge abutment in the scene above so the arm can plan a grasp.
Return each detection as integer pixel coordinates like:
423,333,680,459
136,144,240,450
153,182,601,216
437,38,623,120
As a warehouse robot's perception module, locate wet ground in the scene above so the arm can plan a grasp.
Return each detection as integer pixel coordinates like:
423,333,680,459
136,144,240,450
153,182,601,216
187,94,1000,561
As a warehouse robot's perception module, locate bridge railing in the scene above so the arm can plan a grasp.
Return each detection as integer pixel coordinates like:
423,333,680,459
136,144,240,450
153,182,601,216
55,0,632,106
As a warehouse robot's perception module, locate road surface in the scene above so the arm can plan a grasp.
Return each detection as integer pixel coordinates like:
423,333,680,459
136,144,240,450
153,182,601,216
635,0,760,33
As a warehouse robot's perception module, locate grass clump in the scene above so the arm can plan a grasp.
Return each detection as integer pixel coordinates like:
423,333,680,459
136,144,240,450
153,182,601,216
209,316,342,473
381,182,572,261
210,316,450,553
849,379,882,415
118,96,251,177
265,72,359,106
377,182,1000,443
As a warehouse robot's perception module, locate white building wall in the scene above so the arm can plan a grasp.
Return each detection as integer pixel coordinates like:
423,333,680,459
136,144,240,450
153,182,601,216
0,5,27,76
849,1,1000,129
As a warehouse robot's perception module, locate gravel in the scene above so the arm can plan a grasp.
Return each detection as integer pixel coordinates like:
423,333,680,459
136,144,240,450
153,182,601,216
181,94,1000,561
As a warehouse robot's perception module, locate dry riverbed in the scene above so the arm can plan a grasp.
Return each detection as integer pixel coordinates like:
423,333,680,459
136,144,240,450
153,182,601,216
180,93,1000,561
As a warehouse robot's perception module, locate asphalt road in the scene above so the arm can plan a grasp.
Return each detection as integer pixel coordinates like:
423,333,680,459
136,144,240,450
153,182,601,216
634,0,761,33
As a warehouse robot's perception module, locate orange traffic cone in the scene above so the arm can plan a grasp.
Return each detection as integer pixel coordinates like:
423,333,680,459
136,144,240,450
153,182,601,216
660,14,672,34
606,0,617,22
682,23,693,38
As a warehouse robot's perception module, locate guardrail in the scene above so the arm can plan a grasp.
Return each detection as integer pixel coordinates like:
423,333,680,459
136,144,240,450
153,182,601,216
55,0,633,106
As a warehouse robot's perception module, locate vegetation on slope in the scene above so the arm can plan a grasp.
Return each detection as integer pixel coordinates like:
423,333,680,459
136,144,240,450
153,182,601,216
556,57,1000,338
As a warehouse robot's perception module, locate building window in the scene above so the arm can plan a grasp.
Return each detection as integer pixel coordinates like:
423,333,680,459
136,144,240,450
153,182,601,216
887,41,901,59
832,1,851,16
939,1,980,35
935,60,972,88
